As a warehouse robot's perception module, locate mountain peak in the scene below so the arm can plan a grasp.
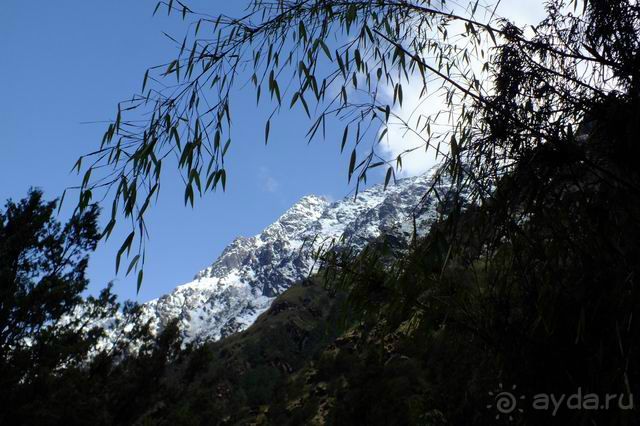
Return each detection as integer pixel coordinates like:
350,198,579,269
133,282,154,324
135,170,449,343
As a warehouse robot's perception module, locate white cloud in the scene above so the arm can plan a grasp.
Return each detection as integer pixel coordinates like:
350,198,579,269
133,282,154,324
377,0,548,178
265,176,279,193
494,0,547,27
258,166,280,193
378,77,442,177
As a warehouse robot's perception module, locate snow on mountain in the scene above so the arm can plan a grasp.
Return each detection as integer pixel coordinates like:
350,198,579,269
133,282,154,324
137,168,451,343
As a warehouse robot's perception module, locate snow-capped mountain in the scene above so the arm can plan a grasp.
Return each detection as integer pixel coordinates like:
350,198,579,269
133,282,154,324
138,169,451,343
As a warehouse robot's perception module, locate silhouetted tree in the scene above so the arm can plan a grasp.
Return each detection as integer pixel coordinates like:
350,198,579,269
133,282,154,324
0,191,183,425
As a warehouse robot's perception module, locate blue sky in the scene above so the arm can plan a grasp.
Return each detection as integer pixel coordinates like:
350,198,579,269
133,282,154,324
1,1,545,303
0,1,357,302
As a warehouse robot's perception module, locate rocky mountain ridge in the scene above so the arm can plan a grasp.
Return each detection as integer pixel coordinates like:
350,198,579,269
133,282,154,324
136,169,447,343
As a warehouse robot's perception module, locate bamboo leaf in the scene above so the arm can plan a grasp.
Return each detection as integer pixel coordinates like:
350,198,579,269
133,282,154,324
142,69,149,92
290,91,300,108
319,40,332,60
115,231,135,274
126,254,141,276
378,128,388,143
137,269,144,294
222,138,231,156
265,119,270,145
384,167,393,190
220,169,227,191
348,149,356,182
341,125,349,153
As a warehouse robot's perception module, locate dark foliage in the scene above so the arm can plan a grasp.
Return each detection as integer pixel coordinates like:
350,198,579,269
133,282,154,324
0,191,186,425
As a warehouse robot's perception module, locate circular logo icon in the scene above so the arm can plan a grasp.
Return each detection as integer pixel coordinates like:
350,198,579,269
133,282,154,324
487,383,525,421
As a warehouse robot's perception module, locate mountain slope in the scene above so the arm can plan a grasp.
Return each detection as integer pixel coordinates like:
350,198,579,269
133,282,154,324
139,170,446,343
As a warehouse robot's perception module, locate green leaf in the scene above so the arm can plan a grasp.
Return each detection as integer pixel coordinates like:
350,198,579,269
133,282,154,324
273,80,281,105
171,127,181,149
57,189,67,214
82,168,92,189
214,130,221,151
299,94,311,118
126,254,141,276
115,231,135,274
73,157,83,173
336,52,346,77
378,128,388,143
384,167,393,190
137,269,144,294
102,219,116,240
348,149,356,182
206,172,216,191
184,184,194,206
265,119,270,145
341,125,349,153
290,91,300,108
142,69,149,92
487,27,497,45
191,169,202,193
450,135,459,157
222,138,231,156
220,169,227,191
212,169,222,189
298,21,307,42
318,40,332,60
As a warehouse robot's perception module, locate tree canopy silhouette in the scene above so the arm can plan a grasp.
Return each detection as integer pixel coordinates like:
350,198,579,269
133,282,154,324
71,0,640,289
